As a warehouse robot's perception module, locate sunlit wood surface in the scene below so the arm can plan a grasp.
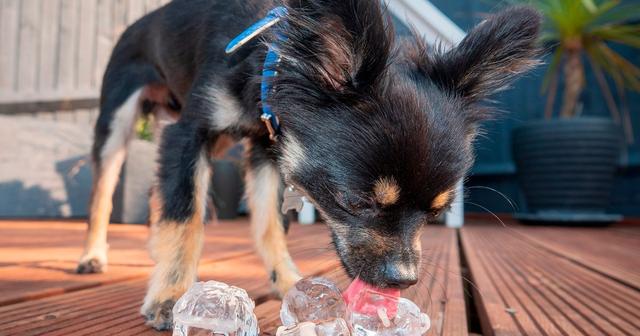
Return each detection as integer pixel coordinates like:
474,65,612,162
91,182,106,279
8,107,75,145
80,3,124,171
1,219,638,335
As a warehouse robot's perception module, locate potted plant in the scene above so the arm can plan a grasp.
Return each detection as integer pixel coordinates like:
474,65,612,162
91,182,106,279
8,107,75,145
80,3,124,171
511,0,640,224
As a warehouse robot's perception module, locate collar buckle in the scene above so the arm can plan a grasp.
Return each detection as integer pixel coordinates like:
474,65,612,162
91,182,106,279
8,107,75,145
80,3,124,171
260,113,280,141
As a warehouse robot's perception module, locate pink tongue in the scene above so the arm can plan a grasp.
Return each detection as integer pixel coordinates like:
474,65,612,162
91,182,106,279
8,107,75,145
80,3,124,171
343,278,401,317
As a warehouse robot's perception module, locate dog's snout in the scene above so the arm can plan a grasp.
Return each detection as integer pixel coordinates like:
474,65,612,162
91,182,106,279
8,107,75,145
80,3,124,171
383,262,418,289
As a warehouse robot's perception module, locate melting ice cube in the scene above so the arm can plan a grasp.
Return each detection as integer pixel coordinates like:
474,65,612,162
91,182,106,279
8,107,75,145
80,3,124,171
172,281,259,336
280,277,347,326
276,319,351,336
347,289,431,336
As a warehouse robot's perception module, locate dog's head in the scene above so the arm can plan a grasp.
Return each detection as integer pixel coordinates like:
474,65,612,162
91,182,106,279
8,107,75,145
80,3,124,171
272,0,541,289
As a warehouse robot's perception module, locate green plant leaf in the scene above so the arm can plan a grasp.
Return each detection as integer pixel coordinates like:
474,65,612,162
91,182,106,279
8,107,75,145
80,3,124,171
590,24,640,48
581,0,597,13
493,0,638,127
591,4,640,25
541,47,563,93
595,43,640,91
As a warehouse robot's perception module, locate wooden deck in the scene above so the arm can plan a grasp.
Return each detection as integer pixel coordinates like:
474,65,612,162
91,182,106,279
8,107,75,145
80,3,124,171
0,219,638,335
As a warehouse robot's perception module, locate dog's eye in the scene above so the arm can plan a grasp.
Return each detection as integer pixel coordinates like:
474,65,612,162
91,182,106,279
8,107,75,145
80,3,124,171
429,205,451,219
337,192,377,216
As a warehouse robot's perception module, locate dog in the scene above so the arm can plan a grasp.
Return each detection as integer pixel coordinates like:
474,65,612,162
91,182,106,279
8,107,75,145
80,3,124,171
76,0,541,330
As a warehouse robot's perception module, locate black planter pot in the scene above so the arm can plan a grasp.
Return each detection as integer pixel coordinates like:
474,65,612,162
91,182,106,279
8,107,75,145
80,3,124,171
512,117,623,224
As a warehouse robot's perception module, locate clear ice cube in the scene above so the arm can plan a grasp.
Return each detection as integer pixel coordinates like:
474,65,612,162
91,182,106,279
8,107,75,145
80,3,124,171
172,281,259,336
347,290,430,336
280,277,347,326
276,319,351,336
314,318,351,336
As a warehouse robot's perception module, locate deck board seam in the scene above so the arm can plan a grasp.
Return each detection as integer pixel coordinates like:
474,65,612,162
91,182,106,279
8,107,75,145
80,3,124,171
461,230,529,336
511,229,640,291
474,232,553,336
437,231,453,336
485,236,591,336
480,228,624,335
514,236,640,333
1,286,144,330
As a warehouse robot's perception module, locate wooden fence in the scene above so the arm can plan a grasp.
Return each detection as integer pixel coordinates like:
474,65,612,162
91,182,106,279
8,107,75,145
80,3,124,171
0,0,170,118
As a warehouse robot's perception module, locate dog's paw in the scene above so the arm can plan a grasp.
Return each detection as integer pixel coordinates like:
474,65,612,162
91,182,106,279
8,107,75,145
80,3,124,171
77,246,108,274
76,257,106,274
273,271,302,298
142,299,175,331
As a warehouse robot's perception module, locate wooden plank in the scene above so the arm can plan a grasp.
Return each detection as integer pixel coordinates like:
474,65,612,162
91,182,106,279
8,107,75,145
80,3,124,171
0,223,338,335
127,0,145,25
93,0,114,87
462,226,640,336
38,0,61,92
75,0,97,90
0,219,329,299
16,0,41,93
0,220,257,305
512,226,640,289
0,261,149,307
440,228,468,336
256,300,285,335
400,227,468,336
0,220,468,335
144,0,163,13
55,0,79,90
0,0,20,92
113,0,129,40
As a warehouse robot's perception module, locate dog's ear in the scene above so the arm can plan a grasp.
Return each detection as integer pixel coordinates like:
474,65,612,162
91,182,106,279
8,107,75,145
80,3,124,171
421,6,541,105
277,0,393,95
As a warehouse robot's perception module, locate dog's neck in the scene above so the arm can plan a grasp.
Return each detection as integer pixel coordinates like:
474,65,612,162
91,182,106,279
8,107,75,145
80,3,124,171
226,7,288,141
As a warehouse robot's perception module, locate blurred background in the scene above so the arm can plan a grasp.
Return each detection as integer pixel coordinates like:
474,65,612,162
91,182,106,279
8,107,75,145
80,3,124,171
0,0,638,224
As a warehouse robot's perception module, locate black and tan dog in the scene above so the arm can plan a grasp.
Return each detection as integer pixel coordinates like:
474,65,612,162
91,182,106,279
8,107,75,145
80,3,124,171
76,0,540,330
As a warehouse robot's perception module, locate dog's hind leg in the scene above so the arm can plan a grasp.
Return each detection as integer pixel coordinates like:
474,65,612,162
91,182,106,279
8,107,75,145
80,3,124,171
77,87,144,274
141,120,213,330
245,139,302,296
77,58,164,273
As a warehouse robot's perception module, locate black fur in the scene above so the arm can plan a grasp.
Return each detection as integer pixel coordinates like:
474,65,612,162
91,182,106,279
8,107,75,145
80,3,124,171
95,0,540,315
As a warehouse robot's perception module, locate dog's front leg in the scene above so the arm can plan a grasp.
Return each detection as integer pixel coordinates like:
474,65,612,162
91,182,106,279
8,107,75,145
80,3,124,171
141,121,212,330
245,141,302,296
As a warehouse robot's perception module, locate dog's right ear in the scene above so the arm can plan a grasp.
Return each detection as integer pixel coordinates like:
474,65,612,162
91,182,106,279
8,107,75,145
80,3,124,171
418,6,542,106
276,0,394,96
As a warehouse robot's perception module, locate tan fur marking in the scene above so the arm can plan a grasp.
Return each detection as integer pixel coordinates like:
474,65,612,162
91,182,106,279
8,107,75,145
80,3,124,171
80,89,143,269
246,163,301,296
373,177,400,206
432,190,452,209
210,134,235,159
142,152,210,321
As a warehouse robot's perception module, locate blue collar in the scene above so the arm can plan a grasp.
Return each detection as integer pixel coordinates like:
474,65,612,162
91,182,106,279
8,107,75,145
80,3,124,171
226,7,288,141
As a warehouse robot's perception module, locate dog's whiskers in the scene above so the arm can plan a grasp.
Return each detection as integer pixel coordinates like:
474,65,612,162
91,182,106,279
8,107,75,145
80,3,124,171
465,185,518,211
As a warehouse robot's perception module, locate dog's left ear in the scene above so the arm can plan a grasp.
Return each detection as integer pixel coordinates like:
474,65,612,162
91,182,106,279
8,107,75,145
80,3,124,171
423,6,542,105
277,0,394,95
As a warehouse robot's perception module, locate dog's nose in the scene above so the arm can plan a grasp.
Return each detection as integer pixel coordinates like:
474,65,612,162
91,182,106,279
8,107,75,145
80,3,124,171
382,262,418,289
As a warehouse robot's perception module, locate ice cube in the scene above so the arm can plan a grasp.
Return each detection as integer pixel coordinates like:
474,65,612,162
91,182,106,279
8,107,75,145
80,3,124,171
347,289,430,336
276,319,351,336
314,318,351,336
280,277,347,326
172,281,259,336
